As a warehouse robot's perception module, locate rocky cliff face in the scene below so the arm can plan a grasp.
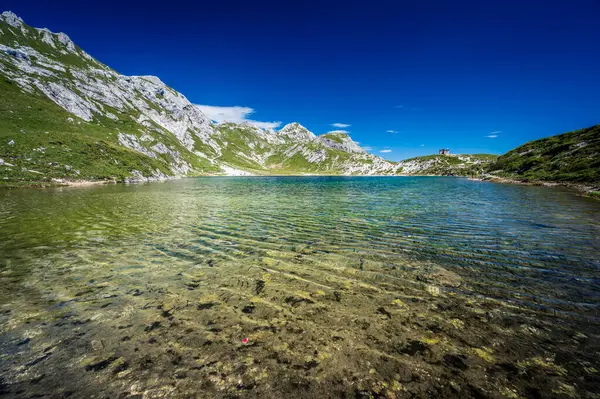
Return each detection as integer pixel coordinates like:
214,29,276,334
0,11,399,183
278,122,316,142
318,131,366,154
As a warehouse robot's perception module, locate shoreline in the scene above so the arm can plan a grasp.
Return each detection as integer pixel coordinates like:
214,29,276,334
1,174,599,199
469,174,599,198
55,178,117,187
0,178,117,189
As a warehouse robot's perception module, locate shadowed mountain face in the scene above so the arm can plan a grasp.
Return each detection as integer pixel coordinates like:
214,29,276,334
0,11,402,183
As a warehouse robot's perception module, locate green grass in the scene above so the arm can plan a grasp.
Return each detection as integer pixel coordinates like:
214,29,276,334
210,125,373,175
213,124,270,171
402,154,441,162
470,154,499,160
5,16,597,184
0,75,224,184
1,15,226,182
398,154,497,176
319,132,348,144
0,77,172,181
488,125,600,183
0,17,440,180
0,23,101,71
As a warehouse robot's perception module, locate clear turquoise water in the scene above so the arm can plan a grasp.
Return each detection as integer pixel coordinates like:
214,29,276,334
1,176,599,397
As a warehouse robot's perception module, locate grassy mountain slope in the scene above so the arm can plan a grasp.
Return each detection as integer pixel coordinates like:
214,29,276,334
211,124,395,175
0,75,222,185
396,154,497,176
319,132,348,144
0,11,400,184
2,11,597,186
0,14,103,71
0,12,223,185
0,77,174,184
488,125,600,184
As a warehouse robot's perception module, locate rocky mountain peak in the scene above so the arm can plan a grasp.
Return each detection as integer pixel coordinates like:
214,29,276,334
318,131,365,154
1,11,79,54
1,11,23,28
280,122,305,131
278,122,316,141
0,10,400,181
55,32,76,52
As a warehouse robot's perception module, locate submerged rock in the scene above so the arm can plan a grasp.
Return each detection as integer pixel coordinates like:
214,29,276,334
84,356,118,372
399,340,429,356
144,321,161,332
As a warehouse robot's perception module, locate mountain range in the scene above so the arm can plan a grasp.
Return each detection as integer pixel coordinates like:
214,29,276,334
0,11,407,184
0,11,598,191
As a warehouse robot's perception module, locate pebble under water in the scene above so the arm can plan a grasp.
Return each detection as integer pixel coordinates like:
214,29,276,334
1,176,599,398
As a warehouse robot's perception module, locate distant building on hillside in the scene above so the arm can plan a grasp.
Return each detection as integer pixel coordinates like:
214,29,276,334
439,149,451,155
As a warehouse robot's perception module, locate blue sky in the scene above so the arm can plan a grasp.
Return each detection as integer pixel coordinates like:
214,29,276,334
5,0,600,160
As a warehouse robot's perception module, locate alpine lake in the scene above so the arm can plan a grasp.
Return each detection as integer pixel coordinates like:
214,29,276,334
1,176,599,398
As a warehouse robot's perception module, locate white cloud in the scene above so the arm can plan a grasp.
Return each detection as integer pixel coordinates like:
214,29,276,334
420,144,425,147
249,120,282,129
331,123,350,128
395,105,404,108
327,130,350,134
485,130,502,138
380,149,392,153
195,105,282,129
363,146,373,151
386,130,398,134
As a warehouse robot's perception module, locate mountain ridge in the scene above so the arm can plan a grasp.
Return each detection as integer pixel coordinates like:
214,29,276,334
0,11,412,183
11,11,596,189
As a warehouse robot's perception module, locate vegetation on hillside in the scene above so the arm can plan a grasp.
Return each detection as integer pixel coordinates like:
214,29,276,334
0,77,168,185
488,124,600,184
2,12,598,187
397,154,497,177
0,13,395,184
210,125,384,176
319,132,348,144
0,20,103,71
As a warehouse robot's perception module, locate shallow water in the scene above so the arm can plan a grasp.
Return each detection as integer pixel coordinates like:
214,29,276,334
1,176,599,398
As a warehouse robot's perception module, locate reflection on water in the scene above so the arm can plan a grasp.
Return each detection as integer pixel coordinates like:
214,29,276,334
0,177,599,398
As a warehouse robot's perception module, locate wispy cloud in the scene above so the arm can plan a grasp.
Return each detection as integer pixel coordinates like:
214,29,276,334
395,105,419,111
386,130,398,134
485,130,502,138
327,130,350,134
420,144,425,147
380,149,392,153
195,105,282,129
331,123,350,128
363,146,373,151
